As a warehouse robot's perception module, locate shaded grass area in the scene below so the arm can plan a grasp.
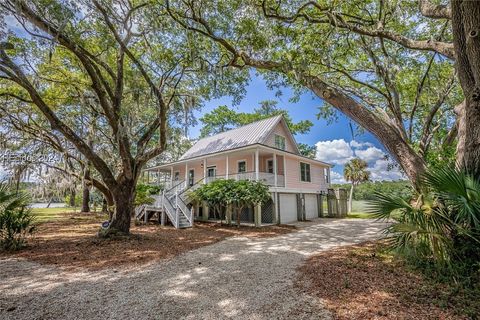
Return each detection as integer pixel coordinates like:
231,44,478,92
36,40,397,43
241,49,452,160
296,241,480,319
347,200,375,219
347,212,374,219
1,211,295,271
31,207,80,223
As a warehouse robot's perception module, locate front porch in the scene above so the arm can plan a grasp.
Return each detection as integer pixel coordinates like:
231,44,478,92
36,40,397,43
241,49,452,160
145,145,288,189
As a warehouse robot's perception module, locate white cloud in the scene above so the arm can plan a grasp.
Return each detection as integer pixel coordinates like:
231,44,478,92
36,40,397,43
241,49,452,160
369,159,404,181
349,140,373,149
354,146,385,164
315,139,354,165
315,139,406,182
330,171,346,184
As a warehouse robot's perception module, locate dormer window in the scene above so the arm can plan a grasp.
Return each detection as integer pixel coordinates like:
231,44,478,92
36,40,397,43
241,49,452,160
275,134,286,150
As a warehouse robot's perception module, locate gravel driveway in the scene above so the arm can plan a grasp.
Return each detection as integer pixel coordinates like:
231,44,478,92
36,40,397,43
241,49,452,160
0,218,386,320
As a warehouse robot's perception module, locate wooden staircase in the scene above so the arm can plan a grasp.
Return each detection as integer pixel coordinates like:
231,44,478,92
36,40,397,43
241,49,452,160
135,179,198,229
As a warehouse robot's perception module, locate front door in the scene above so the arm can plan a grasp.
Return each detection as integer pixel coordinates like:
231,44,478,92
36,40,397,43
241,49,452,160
266,159,274,174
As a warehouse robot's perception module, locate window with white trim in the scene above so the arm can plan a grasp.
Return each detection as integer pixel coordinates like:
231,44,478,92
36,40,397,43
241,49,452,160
238,161,246,173
274,134,286,150
300,162,311,182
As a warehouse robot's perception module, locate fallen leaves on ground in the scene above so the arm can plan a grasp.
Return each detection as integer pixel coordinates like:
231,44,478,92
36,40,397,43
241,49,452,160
296,242,477,320
0,212,295,271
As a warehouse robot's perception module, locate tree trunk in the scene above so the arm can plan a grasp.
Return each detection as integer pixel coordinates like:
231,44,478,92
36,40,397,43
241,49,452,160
81,167,91,213
102,197,108,213
102,177,136,236
69,188,76,207
451,1,480,177
302,75,428,187
81,184,90,212
348,184,354,213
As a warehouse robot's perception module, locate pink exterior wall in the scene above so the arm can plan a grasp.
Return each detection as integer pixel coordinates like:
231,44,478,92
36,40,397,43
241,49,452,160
264,123,297,153
171,153,256,182
259,154,284,175
284,155,329,192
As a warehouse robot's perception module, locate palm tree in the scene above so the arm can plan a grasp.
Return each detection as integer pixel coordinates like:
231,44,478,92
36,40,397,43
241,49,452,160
368,167,480,277
344,158,370,213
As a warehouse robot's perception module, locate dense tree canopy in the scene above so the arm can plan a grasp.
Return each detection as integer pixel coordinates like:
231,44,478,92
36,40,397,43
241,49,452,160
0,0,248,234
165,0,464,186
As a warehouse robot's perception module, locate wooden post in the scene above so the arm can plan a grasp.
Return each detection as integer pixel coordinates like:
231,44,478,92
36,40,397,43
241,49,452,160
327,189,337,217
273,153,277,187
255,148,259,180
283,155,287,188
203,159,207,183
254,203,262,227
317,193,324,218
202,202,209,221
226,155,229,179
276,192,281,224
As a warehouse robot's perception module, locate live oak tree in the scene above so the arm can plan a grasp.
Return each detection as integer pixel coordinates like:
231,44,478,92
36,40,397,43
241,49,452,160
0,0,246,235
165,0,467,186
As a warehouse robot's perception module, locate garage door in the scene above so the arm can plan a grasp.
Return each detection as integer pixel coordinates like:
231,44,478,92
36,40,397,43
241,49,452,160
305,194,318,219
279,194,297,223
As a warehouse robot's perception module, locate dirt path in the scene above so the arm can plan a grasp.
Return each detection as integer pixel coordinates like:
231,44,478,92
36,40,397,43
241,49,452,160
0,219,386,320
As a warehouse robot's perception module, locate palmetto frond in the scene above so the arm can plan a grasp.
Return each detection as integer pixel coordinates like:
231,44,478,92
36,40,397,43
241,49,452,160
369,167,480,269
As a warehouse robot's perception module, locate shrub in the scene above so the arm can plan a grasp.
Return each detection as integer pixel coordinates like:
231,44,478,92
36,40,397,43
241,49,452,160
189,179,236,223
369,167,480,283
0,184,35,251
191,179,271,226
135,184,162,206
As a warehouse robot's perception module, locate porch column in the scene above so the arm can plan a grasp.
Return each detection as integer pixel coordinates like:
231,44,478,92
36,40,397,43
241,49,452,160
273,153,277,187
170,166,174,183
283,155,287,188
185,162,188,185
158,169,161,186
255,148,259,180
254,203,262,227
225,155,229,179
203,158,207,183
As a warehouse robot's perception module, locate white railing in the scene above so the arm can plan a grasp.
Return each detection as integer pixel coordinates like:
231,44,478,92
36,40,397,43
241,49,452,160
225,172,285,187
151,195,163,207
162,190,178,228
176,193,193,227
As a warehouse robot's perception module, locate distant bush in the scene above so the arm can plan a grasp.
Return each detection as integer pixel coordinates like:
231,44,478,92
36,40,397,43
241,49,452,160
333,180,412,201
0,184,35,251
64,192,82,207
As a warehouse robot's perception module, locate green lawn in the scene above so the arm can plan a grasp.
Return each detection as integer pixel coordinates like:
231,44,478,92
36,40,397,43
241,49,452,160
347,200,375,219
31,206,78,223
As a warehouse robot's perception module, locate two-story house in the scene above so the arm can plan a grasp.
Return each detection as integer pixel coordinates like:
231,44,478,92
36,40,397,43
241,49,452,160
140,115,332,228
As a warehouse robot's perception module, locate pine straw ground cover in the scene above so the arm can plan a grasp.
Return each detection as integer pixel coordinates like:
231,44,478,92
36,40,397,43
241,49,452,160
0,211,295,271
296,241,480,320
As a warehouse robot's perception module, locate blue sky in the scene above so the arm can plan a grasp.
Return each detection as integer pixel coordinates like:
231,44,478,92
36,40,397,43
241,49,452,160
189,72,405,183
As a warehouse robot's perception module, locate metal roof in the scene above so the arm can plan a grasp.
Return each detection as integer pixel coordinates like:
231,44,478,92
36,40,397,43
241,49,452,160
179,115,285,160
